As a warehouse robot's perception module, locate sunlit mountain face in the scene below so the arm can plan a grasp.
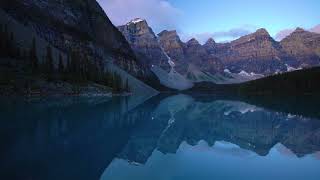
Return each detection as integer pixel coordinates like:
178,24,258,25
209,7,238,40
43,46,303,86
1,94,320,180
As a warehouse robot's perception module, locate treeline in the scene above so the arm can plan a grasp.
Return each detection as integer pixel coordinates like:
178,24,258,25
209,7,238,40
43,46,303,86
0,24,22,59
189,67,320,95
0,24,131,93
237,67,320,95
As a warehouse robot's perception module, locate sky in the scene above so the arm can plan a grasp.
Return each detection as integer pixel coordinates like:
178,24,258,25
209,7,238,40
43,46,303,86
97,0,320,43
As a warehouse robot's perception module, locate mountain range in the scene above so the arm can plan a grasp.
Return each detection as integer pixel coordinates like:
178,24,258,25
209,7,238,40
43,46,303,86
0,1,319,93
118,18,320,78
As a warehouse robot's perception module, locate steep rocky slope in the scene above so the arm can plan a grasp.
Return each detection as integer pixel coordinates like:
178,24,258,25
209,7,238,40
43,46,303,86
118,18,169,68
156,28,291,75
281,28,320,67
0,0,158,95
157,30,223,74
213,29,290,74
185,38,224,73
0,0,155,77
159,28,320,75
159,29,320,75
158,30,186,62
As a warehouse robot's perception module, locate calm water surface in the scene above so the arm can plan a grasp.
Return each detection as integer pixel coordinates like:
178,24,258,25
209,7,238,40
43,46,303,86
0,94,320,180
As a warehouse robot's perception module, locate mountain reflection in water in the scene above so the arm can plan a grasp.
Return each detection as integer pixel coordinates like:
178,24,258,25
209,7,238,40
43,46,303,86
0,94,320,180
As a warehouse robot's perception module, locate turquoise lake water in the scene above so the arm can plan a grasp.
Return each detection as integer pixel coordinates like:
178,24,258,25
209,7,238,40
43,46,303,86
1,94,320,180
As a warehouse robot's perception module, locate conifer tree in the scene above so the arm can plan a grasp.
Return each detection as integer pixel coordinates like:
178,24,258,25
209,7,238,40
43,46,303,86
125,78,130,93
45,45,54,80
112,72,122,93
58,54,64,73
3,25,9,57
9,32,14,57
0,24,4,56
29,38,38,73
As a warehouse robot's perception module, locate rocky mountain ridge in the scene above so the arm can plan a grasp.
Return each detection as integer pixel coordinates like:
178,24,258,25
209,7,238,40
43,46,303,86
118,18,169,69
119,19,320,76
281,27,320,67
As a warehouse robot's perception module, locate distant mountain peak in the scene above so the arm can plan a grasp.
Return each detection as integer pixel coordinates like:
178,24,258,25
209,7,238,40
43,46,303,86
293,27,306,33
255,28,270,36
158,30,178,37
119,18,153,36
205,38,216,45
187,38,200,45
118,18,169,68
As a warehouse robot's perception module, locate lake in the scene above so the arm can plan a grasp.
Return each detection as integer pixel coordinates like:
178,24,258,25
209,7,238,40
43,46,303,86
1,94,320,180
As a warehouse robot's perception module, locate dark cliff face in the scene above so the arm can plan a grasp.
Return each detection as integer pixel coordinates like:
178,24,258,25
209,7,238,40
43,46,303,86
281,28,320,67
0,0,144,76
118,19,169,68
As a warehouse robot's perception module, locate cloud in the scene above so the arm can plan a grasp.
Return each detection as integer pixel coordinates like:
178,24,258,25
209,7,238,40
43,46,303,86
181,26,256,44
275,24,320,41
275,29,295,41
214,28,254,39
310,24,320,34
97,0,182,33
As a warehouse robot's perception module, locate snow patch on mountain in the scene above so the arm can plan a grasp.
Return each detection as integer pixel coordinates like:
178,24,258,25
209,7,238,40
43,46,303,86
238,70,264,78
127,18,145,25
238,70,251,77
211,69,263,84
285,64,302,72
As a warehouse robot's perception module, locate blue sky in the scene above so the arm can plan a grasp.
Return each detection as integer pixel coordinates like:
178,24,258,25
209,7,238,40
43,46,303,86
169,0,319,36
98,0,320,43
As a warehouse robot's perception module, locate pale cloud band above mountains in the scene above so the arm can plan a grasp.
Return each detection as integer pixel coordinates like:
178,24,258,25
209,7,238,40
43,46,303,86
180,25,258,44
